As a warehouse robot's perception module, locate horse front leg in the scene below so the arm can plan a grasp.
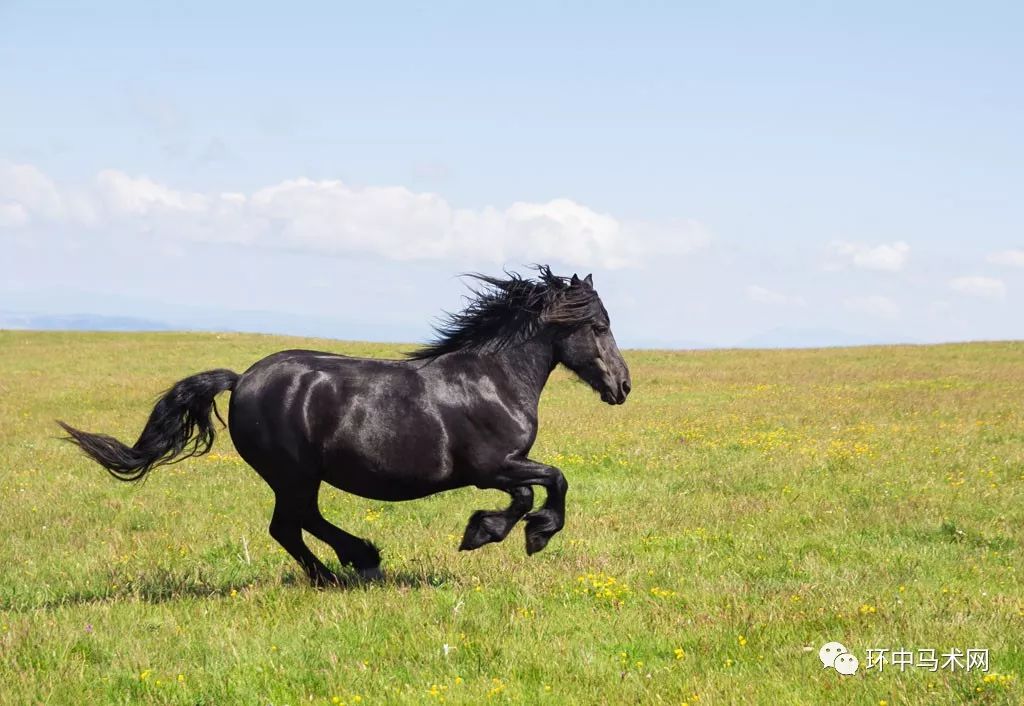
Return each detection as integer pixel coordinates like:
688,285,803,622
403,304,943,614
459,486,534,551
468,458,568,555
519,463,568,555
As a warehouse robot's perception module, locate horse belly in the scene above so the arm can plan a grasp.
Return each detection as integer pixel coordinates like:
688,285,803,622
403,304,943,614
321,464,456,501
319,408,458,501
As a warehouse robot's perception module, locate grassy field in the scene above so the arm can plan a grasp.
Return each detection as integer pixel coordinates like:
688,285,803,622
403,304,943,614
1,331,1022,705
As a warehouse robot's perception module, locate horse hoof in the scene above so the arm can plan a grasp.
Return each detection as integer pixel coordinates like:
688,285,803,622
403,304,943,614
459,532,486,551
524,512,559,555
525,531,551,555
357,566,385,583
459,511,505,551
311,572,342,589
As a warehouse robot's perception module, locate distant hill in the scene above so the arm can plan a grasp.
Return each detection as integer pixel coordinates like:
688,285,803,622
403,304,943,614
0,311,171,331
0,309,421,343
0,311,914,350
737,326,897,349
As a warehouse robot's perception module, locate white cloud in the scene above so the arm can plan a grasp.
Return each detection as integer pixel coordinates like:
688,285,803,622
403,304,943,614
96,169,208,215
0,202,29,228
745,285,805,307
0,163,62,221
0,161,710,269
844,295,900,319
987,250,1024,267
949,276,1006,299
0,162,101,227
830,240,910,272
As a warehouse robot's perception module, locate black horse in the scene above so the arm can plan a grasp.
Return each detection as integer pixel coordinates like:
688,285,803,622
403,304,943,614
59,267,631,586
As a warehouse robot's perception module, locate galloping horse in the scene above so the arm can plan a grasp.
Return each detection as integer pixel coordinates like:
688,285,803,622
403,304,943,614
59,267,631,586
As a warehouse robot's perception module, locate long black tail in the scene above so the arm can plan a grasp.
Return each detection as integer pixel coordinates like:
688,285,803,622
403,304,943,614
58,369,239,482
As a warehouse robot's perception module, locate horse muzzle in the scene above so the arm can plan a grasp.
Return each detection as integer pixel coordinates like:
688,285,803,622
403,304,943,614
600,377,630,405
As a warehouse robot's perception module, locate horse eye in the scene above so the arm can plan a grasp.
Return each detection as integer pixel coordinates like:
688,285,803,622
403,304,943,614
592,324,608,334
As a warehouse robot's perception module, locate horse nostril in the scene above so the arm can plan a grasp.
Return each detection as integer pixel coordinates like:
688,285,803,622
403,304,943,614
621,380,631,396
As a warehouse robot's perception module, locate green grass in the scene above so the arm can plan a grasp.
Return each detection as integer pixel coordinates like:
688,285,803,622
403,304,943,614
1,331,1022,705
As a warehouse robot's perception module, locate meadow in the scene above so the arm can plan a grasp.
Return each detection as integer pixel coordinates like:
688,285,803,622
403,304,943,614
1,331,1022,705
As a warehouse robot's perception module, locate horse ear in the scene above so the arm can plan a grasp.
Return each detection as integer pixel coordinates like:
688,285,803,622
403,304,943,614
583,273,593,287
570,273,581,286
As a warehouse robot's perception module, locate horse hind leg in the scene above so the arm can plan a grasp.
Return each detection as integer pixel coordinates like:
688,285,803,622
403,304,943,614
459,486,534,551
268,488,340,587
303,505,384,582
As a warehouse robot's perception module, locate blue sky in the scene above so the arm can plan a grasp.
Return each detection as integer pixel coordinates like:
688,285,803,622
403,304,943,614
2,1,1023,347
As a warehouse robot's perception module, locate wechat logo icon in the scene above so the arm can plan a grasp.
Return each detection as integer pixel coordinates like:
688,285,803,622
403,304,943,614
820,641,859,676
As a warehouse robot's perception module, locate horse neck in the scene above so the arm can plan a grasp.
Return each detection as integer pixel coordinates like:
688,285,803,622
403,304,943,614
493,336,556,406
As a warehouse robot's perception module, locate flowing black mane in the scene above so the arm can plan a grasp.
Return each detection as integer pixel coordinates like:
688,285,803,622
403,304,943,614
407,265,601,360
